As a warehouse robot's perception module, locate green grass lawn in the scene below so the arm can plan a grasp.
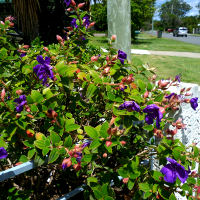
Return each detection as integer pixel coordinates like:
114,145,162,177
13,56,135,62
89,32,200,52
132,54,200,84
132,33,200,52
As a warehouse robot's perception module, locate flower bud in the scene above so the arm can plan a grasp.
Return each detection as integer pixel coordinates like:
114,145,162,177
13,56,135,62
123,178,129,184
103,153,107,158
23,45,29,49
1,88,5,102
0,21,5,25
106,56,110,62
120,141,126,145
9,22,14,27
56,35,63,42
35,132,44,140
159,107,165,114
62,158,72,169
106,141,112,147
16,89,23,95
91,56,99,62
144,91,149,98
16,113,21,118
78,3,85,8
76,68,81,73
66,7,73,12
111,127,118,135
66,26,73,31
111,35,116,41
88,22,95,29
103,67,110,74
43,47,49,52
26,129,34,138
185,93,191,96
73,164,81,171
152,74,157,80
70,0,76,6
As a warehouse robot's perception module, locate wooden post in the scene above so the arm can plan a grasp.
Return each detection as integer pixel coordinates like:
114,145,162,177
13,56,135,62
107,0,131,62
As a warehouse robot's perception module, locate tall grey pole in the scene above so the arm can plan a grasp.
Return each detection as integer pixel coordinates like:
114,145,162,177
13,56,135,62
107,0,131,63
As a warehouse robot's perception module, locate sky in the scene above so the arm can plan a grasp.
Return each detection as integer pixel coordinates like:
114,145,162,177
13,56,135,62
154,0,199,19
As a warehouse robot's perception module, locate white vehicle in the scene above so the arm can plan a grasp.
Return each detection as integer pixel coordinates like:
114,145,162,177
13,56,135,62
173,27,188,37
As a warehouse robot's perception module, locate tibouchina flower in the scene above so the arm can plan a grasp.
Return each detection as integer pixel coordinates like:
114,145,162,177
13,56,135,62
0,147,8,159
190,97,198,110
33,55,54,86
64,0,71,7
143,104,163,129
117,50,127,65
71,18,78,28
83,15,90,28
119,101,140,112
14,95,27,113
161,158,190,183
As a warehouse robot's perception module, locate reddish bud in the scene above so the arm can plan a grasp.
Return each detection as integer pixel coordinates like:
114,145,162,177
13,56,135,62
66,26,74,31
9,22,14,27
123,178,129,184
43,47,49,52
70,0,76,6
180,88,185,93
112,55,117,61
152,74,157,80
25,105,31,112
106,56,110,62
154,129,163,138
111,127,118,135
106,141,112,147
66,7,73,12
88,22,95,29
56,35,63,42
185,93,191,96
120,141,126,145
78,3,85,8
16,113,21,118
51,119,56,124
69,61,78,64
159,107,165,114
121,77,127,83
27,114,34,119
103,153,107,158
103,67,110,74
23,45,29,49
144,91,149,98
111,35,116,41
1,88,5,102
16,89,23,95
73,164,81,171
91,56,99,62
15,162,23,166
186,87,191,91
76,68,81,73
62,158,72,168
26,130,34,138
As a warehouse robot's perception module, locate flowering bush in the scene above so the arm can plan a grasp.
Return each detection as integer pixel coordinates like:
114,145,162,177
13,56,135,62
0,1,200,199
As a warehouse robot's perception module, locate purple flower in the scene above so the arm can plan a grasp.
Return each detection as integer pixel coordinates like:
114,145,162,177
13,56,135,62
75,152,82,163
14,95,27,113
118,50,127,65
119,101,140,112
81,141,91,148
161,158,190,183
190,97,198,110
71,18,78,28
64,0,71,6
20,53,26,57
0,147,8,159
165,93,175,100
175,74,181,83
143,104,163,129
83,15,90,28
33,55,54,86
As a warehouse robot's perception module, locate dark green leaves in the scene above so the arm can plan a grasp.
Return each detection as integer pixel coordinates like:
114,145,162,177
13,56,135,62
84,126,98,138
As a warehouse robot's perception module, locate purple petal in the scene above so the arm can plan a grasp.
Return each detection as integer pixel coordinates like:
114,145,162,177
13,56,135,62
161,164,177,183
176,164,188,183
190,97,198,110
36,55,45,64
0,147,8,159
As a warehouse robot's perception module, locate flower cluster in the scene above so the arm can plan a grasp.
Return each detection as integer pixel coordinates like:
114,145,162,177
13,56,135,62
119,101,140,112
33,55,54,86
14,95,27,113
117,50,127,65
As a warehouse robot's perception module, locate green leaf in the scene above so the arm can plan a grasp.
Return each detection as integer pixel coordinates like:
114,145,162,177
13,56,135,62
99,122,109,138
118,167,128,178
84,126,98,138
50,131,61,146
48,148,60,164
193,146,199,157
152,171,163,182
139,183,150,192
144,192,152,199
65,124,80,132
137,79,146,91
87,177,98,184
31,90,44,103
64,135,72,147
143,125,154,131
34,140,46,149
19,155,29,163
90,139,101,149
55,61,67,76
154,94,164,102
128,180,135,190
42,147,50,156
169,193,177,200
86,84,97,99
34,154,45,166
93,189,103,199
28,149,36,159
104,196,114,200
131,156,139,170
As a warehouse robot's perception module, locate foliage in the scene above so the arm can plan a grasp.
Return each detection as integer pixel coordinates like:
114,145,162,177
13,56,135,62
0,2,200,200
182,16,199,33
159,0,191,29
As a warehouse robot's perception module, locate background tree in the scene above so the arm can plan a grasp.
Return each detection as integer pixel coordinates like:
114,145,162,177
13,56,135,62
159,0,191,29
182,16,199,33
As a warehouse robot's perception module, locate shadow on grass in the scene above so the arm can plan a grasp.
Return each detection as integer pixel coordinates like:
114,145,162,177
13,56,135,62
132,38,153,45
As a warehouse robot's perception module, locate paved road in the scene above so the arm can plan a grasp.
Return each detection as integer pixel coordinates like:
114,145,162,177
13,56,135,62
149,31,200,46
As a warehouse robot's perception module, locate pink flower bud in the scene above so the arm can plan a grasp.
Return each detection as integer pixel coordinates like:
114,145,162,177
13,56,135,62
186,87,191,91
71,0,76,6
103,153,107,158
66,8,73,12
103,67,110,74
0,21,5,25
16,89,23,95
23,45,29,49
123,178,129,184
73,164,81,171
43,47,49,52
9,22,14,27
62,158,72,169
88,22,95,29
106,141,112,147
111,35,116,41
120,141,126,145
1,88,5,102
66,26,73,31
106,56,110,62
56,35,63,42
159,107,165,114
78,3,85,8
152,74,157,80
185,93,191,96
144,91,149,98
91,56,99,62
